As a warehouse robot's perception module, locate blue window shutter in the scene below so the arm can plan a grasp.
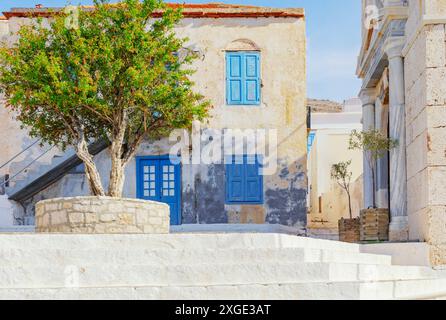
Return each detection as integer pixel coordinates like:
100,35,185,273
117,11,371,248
226,155,263,204
226,162,244,203
244,156,262,202
226,53,243,105
226,51,261,105
244,53,260,105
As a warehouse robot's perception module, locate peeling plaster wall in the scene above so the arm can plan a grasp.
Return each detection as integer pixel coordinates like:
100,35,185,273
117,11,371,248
0,20,32,178
0,19,45,223
0,20,9,41
180,17,307,227
6,16,307,228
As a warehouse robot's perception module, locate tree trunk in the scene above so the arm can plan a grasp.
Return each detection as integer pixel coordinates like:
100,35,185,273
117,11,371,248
76,137,105,196
108,110,128,198
108,140,126,198
347,190,353,219
371,165,376,208
367,154,376,209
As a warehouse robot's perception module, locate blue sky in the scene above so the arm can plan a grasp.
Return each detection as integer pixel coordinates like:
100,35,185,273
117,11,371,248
0,0,362,102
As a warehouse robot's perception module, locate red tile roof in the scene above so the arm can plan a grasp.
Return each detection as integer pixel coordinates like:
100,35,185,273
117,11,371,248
2,3,304,19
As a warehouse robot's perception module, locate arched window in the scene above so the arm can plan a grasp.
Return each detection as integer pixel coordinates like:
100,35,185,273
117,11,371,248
225,39,261,106
225,39,261,52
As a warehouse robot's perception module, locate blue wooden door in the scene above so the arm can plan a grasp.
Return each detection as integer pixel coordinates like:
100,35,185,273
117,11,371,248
137,157,182,225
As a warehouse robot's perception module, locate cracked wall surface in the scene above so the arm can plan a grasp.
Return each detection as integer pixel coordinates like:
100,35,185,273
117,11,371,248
3,16,307,228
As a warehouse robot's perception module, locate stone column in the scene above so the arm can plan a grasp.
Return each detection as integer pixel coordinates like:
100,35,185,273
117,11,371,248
359,88,376,209
374,98,389,209
384,38,409,241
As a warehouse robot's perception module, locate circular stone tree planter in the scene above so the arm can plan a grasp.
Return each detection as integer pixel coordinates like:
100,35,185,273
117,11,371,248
35,197,170,234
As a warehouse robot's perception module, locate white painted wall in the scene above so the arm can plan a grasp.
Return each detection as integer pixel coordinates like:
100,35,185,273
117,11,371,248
308,98,364,231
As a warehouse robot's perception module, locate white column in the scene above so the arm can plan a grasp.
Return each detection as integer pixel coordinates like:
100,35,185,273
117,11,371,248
384,37,409,241
359,88,376,209
374,98,389,209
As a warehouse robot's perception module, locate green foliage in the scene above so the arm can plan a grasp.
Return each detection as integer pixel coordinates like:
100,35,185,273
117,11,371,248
0,0,210,152
331,160,352,186
331,160,353,219
349,129,398,162
349,129,398,208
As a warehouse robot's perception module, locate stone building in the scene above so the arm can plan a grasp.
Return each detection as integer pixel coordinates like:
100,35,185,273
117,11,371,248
0,4,308,230
357,0,446,265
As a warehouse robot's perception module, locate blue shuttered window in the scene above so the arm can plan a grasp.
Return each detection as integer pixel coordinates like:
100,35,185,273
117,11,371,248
226,51,261,105
226,155,263,204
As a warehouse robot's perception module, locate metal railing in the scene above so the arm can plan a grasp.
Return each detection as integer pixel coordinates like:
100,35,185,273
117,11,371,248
0,139,42,171
0,142,55,190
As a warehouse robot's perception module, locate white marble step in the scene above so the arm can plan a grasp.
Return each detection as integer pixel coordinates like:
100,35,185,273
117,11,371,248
0,247,392,267
0,234,362,252
0,226,35,233
2,278,446,300
0,262,440,289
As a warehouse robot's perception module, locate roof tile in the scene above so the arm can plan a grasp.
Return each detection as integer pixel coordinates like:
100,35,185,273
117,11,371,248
2,2,304,19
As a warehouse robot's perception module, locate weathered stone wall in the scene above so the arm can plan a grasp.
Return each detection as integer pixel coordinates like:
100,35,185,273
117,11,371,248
404,0,446,265
6,15,307,228
0,19,42,175
36,197,169,234
0,18,73,225
424,0,446,16
0,19,8,41
176,17,307,228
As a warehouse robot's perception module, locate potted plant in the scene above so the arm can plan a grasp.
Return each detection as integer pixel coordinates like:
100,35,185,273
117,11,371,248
349,129,398,241
331,160,359,243
0,0,210,233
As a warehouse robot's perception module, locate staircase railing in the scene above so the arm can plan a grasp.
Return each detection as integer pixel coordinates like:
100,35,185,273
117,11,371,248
0,139,42,171
0,144,55,190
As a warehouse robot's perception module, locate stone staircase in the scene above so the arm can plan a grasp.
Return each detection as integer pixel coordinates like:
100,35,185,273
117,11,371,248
0,233,445,300
5,140,108,204
0,144,70,227
5,147,75,196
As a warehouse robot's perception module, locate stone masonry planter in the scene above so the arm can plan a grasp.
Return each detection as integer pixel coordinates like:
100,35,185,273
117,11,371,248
35,197,170,234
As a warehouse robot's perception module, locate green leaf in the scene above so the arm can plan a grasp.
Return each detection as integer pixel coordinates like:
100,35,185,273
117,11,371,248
0,0,211,149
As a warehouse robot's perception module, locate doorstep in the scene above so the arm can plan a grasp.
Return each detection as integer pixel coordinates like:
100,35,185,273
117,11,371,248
170,224,305,236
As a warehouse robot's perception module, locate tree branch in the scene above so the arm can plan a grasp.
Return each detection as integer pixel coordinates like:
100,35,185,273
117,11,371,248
122,119,164,165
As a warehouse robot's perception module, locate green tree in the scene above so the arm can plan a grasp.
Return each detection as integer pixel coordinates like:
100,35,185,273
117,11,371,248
349,129,398,208
0,0,210,197
331,160,353,219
